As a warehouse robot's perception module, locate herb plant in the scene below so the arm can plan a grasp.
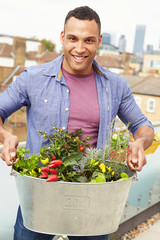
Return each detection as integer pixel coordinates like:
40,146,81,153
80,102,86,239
14,125,132,183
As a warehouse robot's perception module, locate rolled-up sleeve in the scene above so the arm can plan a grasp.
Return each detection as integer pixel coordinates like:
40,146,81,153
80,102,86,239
118,80,153,136
0,70,30,122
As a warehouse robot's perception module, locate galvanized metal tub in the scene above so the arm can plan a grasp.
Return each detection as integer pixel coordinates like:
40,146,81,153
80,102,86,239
14,168,135,236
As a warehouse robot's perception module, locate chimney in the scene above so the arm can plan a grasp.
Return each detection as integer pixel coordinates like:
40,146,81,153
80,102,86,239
121,52,131,73
12,36,26,67
37,43,46,56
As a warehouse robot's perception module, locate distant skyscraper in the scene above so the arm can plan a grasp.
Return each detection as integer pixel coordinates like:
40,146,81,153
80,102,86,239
118,35,126,53
102,33,111,45
146,44,153,54
133,25,146,55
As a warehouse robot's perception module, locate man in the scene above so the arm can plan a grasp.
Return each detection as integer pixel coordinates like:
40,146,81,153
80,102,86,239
0,6,154,240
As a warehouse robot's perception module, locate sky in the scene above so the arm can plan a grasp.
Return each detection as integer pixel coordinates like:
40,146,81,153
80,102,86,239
0,0,160,53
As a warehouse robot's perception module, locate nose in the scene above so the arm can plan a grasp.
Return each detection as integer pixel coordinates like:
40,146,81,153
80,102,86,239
75,41,85,54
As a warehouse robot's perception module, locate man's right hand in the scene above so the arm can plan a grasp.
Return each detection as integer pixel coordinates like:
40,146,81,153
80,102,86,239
0,132,19,166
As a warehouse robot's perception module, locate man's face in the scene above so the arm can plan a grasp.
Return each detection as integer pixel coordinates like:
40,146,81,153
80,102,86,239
60,17,102,75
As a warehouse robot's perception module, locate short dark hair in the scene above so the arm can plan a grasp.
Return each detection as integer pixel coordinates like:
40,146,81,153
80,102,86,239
64,6,101,34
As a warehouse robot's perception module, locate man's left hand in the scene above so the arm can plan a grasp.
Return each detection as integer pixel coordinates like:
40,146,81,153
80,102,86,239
127,139,147,171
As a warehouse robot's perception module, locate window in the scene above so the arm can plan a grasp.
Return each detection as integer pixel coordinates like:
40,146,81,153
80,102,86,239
146,60,154,67
134,96,141,108
147,98,155,112
153,61,160,68
147,60,151,67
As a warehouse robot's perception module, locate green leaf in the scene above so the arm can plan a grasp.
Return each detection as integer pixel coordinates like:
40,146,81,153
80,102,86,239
91,172,106,183
64,160,80,167
76,176,88,183
120,172,129,180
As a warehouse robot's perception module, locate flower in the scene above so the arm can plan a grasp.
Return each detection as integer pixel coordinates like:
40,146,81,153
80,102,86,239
112,134,118,140
14,125,132,183
99,163,106,173
107,167,111,172
41,158,50,165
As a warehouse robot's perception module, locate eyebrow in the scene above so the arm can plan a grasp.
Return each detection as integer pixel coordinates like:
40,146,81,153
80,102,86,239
66,34,97,39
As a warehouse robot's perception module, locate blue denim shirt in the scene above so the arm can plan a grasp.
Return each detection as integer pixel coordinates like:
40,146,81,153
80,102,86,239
0,55,153,153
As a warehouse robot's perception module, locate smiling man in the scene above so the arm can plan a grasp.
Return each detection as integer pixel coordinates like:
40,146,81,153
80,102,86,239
0,5,154,240
60,15,102,74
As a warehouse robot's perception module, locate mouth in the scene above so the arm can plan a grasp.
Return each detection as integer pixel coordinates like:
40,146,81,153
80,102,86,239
72,55,87,62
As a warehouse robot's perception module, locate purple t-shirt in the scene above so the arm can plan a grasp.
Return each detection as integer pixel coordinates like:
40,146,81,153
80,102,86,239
62,68,100,148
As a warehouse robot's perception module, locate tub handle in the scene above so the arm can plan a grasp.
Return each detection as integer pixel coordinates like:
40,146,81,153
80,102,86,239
10,158,16,176
133,166,138,181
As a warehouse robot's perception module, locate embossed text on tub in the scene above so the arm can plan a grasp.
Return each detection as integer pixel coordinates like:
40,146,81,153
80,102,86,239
63,195,90,210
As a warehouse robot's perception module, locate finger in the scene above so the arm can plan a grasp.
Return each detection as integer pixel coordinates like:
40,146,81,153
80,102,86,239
10,152,16,158
9,139,18,158
136,150,147,171
130,145,139,166
1,148,12,166
14,158,19,164
1,143,17,166
127,158,137,171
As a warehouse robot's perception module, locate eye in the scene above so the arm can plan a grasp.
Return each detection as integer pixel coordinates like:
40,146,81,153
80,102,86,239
68,37,76,41
86,39,94,43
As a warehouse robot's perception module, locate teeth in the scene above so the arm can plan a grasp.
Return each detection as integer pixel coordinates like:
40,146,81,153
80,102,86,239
74,56,85,60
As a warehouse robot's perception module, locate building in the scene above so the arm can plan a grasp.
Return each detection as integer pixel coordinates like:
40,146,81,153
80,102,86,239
118,35,126,53
133,25,146,55
146,44,154,54
129,55,144,74
121,73,160,123
95,54,124,74
0,36,60,85
101,33,111,45
99,43,119,56
142,53,160,75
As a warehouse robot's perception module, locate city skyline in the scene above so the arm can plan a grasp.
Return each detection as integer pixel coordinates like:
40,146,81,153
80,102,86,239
133,25,146,54
0,0,160,53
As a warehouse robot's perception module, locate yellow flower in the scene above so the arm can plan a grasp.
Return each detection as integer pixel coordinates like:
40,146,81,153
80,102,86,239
41,158,50,165
99,163,106,173
90,159,95,165
108,167,111,172
43,133,46,137
112,134,118,140
91,159,99,166
29,169,36,177
111,171,114,176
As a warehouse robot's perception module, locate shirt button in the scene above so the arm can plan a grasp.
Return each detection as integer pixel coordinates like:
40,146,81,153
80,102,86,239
67,89,69,93
44,99,48,103
65,107,69,111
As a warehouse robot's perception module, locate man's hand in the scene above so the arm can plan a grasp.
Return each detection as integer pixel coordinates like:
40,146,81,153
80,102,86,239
0,133,19,166
127,126,154,172
127,139,147,171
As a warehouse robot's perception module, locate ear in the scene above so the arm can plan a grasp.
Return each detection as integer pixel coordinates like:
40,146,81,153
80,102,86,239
98,34,102,48
60,31,64,45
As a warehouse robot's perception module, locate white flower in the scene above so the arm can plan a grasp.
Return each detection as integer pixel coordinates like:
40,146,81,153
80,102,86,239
112,134,118,140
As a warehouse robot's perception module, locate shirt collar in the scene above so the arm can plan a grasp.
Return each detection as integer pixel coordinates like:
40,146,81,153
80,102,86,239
42,54,106,79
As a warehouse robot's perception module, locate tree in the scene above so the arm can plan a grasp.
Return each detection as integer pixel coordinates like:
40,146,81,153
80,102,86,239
40,39,56,52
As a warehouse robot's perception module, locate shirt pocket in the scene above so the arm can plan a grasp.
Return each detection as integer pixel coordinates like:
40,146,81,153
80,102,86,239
32,96,62,134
